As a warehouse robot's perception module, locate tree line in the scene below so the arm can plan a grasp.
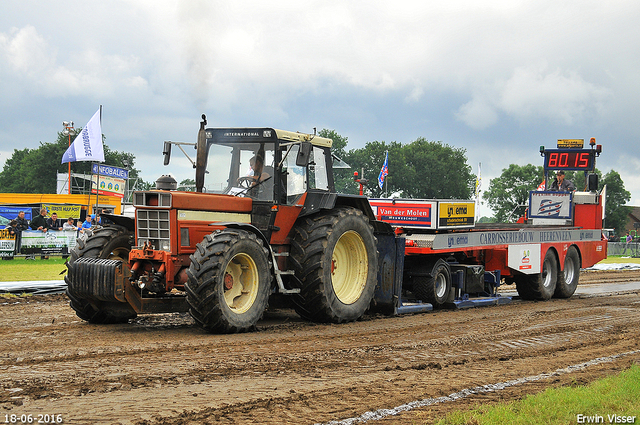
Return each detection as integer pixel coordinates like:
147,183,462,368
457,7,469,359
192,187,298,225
320,129,630,234
0,130,148,196
482,164,630,233
0,128,631,235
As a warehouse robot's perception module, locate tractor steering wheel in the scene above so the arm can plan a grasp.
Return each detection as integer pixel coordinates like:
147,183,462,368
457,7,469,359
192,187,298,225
236,176,256,189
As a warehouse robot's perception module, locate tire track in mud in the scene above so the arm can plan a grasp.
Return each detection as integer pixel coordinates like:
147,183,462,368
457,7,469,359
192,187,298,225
320,349,640,425
1,289,640,424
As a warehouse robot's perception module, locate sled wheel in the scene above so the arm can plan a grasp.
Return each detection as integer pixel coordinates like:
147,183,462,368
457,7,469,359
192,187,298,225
412,258,451,308
554,246,580,298
516,249,558,301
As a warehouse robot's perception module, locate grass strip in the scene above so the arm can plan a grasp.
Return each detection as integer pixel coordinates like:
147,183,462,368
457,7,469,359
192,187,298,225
0,256,68,281
600,256,640,264
436,364,640,425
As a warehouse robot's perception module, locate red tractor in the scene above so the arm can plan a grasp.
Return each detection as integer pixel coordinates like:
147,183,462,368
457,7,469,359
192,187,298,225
66,116,382,333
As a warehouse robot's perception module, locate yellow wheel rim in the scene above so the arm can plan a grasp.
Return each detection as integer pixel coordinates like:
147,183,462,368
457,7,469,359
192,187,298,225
223,253,259,314
109,247,129,262
331,230,368,305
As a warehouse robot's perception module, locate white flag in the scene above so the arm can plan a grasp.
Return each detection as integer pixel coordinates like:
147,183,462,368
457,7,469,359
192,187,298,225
61,108,105,164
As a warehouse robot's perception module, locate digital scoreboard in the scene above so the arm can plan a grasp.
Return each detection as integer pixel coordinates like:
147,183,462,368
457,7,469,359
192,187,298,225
543,149,595,171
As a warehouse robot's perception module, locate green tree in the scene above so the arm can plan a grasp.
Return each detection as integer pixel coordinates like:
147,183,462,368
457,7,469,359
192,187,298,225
484,165,630,228
318,129,348,158
318,129,356,194
317,130,475,199
343,138,474,199
600,170,631,233
343,140,403,197
178,178,196,192
402,138,473,199
0,130,141,194
483,164,545,222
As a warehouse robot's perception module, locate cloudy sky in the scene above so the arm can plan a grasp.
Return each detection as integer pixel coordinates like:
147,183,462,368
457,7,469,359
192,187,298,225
1,1,639,217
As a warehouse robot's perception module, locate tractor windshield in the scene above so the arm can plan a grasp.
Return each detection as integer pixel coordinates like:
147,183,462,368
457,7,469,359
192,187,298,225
204,141,276,200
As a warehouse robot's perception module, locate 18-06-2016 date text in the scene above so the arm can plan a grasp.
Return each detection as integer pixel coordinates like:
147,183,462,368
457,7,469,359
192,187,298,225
3,414,63,423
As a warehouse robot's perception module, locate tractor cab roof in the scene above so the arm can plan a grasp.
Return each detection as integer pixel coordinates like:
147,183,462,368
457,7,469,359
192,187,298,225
205,127,333,148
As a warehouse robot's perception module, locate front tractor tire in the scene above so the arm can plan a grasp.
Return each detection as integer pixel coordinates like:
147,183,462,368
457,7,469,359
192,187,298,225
65,225,137,324
290,207,378,323
515,249,558,301
185,229,272,333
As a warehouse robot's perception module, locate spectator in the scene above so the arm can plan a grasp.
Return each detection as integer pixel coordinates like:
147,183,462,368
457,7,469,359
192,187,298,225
30,208,50,232
5,220,18,236
15,211,29,232
14,211,29,256
63,217,78,231
623,231,633,255
29,208,50,259
2,220,19,260
80,215,93,233
46,212,63,231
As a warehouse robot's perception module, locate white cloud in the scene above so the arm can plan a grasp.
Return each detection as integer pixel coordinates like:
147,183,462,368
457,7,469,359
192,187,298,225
1,1,640,208
0,25,149,101
498,66,612,125
0,25,55,75
456,65,612,129
456,97,499,130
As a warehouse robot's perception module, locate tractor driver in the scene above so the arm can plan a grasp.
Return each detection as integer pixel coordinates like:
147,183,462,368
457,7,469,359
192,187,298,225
237,155,270,186
237,144,271,189
549,170,575,192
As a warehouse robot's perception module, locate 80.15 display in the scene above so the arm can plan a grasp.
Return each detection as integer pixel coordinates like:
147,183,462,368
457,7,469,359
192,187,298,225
544,150,594,171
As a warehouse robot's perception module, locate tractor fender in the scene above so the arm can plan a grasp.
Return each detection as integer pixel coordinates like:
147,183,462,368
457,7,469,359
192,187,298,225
101,213,135,232
209,222,284,292
211,222,270,251
300,191,392,233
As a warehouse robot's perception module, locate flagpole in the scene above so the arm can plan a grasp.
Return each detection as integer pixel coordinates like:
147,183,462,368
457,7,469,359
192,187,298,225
94,105,102,216
475,162,481,221
385,170,388,198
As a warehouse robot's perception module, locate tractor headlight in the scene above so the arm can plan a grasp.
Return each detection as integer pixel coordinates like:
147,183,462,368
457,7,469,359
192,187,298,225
159,240,171,251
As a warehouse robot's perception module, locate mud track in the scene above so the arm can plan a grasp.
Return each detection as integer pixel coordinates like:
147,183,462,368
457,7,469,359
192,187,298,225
2,270,640,424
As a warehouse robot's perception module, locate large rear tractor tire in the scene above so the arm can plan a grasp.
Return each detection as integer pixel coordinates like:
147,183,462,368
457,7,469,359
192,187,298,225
554,246,580,298
65,225,137,324
290,207,378,323
412,258,451,308
185,229,272,333
515,249,558,301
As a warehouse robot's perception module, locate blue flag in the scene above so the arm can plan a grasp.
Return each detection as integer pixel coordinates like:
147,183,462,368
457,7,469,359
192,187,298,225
378,151,388,189
61,108,105,164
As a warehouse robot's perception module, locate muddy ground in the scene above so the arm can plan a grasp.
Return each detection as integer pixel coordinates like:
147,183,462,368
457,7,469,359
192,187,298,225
1,269,640,425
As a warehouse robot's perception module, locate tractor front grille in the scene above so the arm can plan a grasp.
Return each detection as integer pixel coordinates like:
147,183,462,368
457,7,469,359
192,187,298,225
136,209,171,250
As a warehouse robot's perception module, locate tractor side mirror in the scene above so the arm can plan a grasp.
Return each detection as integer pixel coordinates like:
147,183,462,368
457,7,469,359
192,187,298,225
296,142,312,167
163,141,172,166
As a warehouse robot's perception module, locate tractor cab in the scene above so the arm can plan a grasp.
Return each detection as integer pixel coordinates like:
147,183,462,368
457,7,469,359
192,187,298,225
161,119,340,245
195,126,335,206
